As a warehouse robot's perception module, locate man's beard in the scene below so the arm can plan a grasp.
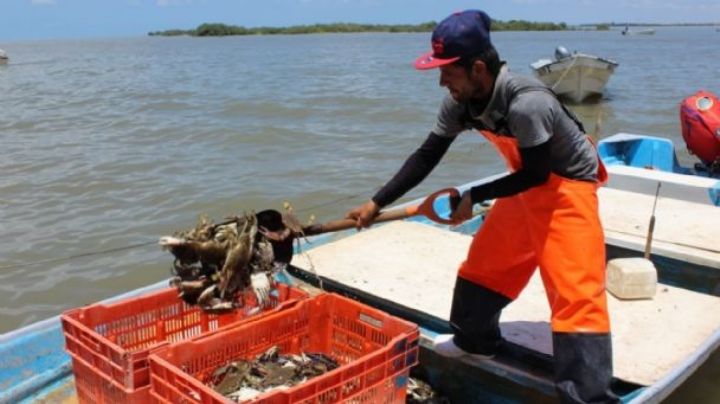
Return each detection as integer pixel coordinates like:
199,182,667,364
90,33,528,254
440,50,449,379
451,82,485,104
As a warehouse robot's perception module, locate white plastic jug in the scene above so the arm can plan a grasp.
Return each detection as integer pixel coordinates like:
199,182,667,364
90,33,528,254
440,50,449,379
606,257,657,299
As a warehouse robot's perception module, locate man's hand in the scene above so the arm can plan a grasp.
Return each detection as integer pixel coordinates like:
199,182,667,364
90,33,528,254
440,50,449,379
345,199,380,229
450,191,473,223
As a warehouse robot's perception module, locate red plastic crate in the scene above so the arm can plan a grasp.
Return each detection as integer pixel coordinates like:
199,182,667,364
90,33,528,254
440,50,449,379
70,354,151,404
148,293,419,404
61,283,307,392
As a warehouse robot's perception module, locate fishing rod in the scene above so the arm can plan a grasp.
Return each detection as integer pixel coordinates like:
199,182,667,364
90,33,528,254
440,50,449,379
644,182,662,260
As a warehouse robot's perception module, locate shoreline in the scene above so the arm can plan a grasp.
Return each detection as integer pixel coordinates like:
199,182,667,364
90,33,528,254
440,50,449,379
148,20,571,37
147,21,719,37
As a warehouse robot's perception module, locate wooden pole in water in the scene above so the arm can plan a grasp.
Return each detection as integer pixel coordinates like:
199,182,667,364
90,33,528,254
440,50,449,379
644,182,662,260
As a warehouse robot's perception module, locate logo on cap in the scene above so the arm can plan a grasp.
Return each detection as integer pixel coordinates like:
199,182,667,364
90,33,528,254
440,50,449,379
431,40,445,57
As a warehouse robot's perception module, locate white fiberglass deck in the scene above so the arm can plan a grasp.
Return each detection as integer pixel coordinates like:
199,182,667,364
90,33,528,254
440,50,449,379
598,187,720,268
292,219,720,387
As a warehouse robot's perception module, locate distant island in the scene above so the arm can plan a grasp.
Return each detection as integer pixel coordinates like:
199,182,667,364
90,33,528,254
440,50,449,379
148,20,573,37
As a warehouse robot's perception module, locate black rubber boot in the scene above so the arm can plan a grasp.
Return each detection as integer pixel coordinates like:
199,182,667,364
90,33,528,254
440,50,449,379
553,332,620,404
449,277,512,355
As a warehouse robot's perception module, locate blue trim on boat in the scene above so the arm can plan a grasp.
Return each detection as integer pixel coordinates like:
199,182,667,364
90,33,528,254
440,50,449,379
0,281,167,403
629,325,720,403
709,181,720,206
0,318,69,404
17,372,76,404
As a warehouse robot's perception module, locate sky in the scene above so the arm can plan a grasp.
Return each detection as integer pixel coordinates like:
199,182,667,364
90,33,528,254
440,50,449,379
1,0,719,41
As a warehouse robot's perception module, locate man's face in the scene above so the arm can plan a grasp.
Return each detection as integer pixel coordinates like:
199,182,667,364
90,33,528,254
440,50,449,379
438,61,487,103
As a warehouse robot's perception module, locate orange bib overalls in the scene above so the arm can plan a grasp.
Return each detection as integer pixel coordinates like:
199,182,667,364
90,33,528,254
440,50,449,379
457,130,610,333
448,129,618,403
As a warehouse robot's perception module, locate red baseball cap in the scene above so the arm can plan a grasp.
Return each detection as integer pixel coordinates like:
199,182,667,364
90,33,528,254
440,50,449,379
415,10,493,70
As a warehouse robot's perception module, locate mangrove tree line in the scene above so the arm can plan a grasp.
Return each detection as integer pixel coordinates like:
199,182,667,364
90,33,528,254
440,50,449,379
148,20,568,37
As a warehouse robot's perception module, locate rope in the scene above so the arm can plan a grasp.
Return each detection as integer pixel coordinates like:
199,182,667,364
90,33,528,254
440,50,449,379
295,241,325,292
294,190,374,213
0,241,159,270
550,55,578,92
0,189,384,271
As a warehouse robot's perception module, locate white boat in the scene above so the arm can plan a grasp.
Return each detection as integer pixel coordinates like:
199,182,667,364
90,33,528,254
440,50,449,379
621,26,656,35
0,49,8,64
530,46,618,103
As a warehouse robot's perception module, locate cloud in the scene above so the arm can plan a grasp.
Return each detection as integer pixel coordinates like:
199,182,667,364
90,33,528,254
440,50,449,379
31,0,56,5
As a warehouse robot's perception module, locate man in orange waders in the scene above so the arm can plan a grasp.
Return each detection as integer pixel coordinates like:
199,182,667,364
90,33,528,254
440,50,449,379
346,10,618,404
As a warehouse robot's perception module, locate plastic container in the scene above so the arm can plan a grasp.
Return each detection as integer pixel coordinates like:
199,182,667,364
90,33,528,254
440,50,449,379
606,257,657,299
61,283,307,392
69,353,151,404
148,293,419,404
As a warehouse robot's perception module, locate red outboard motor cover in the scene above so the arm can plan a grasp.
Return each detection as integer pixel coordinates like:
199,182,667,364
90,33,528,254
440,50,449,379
680,90,720,166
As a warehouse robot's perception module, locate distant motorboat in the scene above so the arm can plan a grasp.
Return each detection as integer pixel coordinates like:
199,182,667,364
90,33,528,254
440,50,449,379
529,46,618,104
621,26,655,35
0,49,8,64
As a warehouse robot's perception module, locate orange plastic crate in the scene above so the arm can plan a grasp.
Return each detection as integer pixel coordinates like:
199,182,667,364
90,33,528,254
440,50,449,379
61,283,307,392
148,293,419,404
70,354,151,404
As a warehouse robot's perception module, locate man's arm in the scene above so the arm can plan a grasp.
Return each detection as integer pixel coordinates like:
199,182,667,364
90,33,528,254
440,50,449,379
372,132,454,207
468,140,551,203
449,140,551,222
346,132,454,228
467,88,557,203
349,95,465,227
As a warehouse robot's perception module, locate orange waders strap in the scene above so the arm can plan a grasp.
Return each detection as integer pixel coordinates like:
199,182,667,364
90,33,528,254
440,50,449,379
480,130,522,171
586,135,609,185
482,130,609,185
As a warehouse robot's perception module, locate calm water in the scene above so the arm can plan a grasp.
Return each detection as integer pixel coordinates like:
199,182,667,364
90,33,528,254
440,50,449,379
1,28,719,400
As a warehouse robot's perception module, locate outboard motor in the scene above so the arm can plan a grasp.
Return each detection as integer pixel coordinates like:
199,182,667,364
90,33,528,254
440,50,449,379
680,90,720,172
554,46,571,61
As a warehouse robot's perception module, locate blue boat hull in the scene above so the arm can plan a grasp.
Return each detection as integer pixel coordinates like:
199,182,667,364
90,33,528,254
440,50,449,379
598,133,720,206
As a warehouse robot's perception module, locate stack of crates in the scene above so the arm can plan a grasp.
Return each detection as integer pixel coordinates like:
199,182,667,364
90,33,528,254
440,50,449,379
60,284,308,403
148,293,420,403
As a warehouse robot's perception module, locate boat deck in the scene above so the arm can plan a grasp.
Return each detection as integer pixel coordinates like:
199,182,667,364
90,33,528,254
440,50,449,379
598,187,720,268
292,188,720,387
